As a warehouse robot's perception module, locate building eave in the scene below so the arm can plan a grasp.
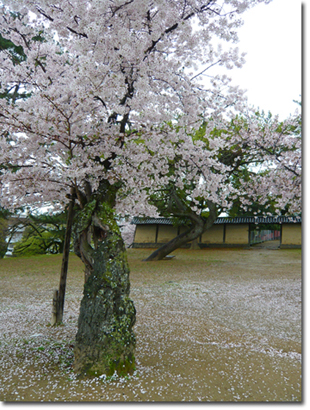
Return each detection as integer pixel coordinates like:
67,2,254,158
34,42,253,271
131,216,302,225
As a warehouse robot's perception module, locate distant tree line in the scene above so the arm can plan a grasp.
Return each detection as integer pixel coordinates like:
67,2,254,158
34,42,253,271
0,210,67,257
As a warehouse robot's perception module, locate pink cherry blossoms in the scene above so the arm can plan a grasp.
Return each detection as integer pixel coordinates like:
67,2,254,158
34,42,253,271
0,0,300,217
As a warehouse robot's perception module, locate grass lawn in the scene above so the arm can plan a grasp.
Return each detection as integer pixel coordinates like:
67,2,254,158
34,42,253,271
0,246,302,402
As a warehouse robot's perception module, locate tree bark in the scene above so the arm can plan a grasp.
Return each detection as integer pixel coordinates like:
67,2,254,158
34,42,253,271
144,201,218,261
144,220,204,261
51,192,75,325
190,237,200,250
72,181,136,377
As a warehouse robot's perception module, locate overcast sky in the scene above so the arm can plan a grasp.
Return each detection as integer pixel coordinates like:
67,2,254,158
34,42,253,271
228,0,301,120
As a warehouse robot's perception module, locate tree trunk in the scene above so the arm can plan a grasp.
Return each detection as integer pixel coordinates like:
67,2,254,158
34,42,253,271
144,203,218,261
190,237,200,250
144,220,205,261
72,182,136,377
51,193,75,325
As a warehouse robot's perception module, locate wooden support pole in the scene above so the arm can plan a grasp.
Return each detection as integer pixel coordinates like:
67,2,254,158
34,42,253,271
52,191,75,325
51,289,59,326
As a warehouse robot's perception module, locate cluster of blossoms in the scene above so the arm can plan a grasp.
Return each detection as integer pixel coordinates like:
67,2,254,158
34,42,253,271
0,0,300,217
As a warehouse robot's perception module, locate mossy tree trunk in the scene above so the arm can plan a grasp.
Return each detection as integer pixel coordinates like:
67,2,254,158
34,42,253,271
72,180,136,377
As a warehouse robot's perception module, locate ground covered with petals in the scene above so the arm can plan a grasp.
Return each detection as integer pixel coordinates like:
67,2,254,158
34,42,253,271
0,245,301,402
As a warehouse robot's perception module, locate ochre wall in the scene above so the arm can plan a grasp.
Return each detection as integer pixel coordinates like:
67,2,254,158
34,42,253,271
225,224,249,244
157,225,178,243
134,225,157,243
134,223,301,247
179,225,190,235
200,225,224,244
281,224,302,245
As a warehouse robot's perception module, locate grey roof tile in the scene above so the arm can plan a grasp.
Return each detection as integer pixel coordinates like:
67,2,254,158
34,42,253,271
132,216,301,225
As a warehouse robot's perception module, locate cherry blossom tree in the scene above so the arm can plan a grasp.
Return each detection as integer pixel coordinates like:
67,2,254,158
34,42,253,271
1,0,300,377
142,110,301,260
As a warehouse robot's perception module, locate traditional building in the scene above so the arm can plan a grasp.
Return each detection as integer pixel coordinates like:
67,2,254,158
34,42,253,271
131,216,301,249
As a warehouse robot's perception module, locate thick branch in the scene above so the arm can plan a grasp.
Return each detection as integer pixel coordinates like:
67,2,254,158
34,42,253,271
144,199,218,261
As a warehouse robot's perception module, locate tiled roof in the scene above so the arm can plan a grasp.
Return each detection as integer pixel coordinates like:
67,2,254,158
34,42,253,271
131,216,301,225
131,217,177,225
